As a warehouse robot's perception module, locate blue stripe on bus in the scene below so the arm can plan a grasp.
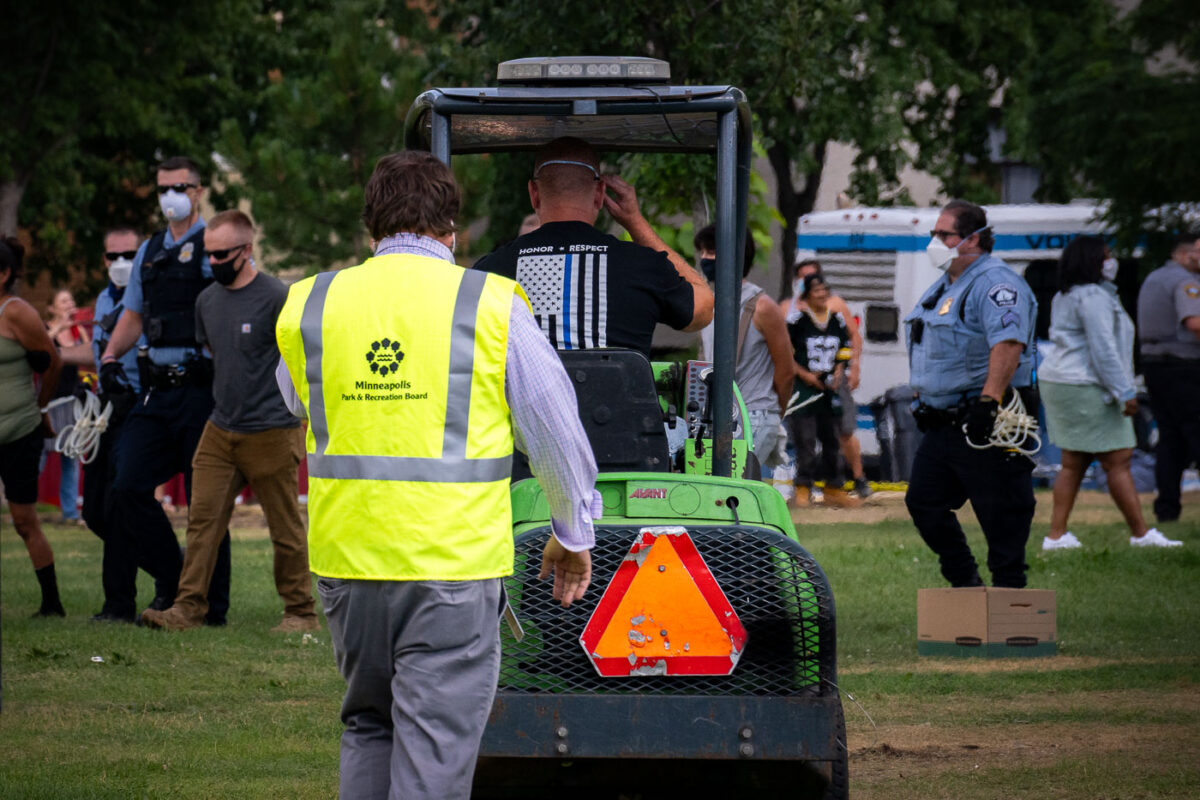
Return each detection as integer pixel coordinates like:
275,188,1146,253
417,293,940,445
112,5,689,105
796,232,1105,253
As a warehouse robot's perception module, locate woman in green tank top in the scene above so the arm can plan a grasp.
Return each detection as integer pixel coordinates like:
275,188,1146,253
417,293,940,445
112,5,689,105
0,238,66,616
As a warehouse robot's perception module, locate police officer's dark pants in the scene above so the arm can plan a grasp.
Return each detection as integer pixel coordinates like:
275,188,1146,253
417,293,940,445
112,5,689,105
81,397,171,618
1143,360,1200,522
110,384,230,620
905,425,1035,588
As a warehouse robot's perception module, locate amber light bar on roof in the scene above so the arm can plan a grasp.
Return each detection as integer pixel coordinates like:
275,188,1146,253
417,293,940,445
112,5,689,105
498,56,671,85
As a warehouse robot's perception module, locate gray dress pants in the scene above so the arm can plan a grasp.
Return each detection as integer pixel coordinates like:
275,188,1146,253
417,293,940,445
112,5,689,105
319,576,502,800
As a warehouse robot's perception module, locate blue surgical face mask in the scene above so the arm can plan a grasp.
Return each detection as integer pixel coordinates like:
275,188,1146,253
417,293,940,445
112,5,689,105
1101,258,1118,282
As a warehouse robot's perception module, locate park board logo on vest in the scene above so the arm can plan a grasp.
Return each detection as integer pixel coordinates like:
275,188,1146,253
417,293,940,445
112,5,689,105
341,337,429,403
366,338,404,375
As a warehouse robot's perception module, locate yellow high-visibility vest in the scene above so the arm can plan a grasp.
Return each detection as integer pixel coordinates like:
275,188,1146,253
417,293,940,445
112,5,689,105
276,253,526,580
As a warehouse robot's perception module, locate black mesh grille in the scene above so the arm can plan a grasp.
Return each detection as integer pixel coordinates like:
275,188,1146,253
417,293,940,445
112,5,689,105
500,525,837,697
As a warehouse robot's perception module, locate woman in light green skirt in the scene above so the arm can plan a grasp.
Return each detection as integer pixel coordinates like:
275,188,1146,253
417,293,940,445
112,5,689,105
1039,236,1180,549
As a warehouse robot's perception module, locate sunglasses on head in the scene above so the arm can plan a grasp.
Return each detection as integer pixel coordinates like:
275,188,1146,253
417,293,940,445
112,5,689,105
157,183,198,195
104,250,138,261
205,243,249,262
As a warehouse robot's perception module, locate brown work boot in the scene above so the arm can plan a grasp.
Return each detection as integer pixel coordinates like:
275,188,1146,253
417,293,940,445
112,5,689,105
140,605,203,631
823,487,863,509
271,614,321,633
788,486,811,509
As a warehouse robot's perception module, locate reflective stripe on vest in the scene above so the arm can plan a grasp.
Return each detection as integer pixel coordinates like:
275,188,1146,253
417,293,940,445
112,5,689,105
299,267,508,483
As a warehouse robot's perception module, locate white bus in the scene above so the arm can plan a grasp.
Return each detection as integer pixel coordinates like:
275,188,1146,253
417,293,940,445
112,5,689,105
794,202,1119,460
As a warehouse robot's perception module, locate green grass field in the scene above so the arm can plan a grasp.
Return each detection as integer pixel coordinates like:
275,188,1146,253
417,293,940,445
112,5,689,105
2,491,1198,799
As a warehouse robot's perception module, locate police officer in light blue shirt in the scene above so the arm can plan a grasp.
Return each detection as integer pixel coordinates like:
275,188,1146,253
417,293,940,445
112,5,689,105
98,156,231,624
903,199,1038,588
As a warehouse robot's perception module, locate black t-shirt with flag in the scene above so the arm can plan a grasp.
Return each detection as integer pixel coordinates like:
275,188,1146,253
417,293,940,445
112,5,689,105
472,221,694,358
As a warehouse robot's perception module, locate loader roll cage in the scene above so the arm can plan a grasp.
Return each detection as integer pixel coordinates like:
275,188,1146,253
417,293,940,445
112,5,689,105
404,67,754,477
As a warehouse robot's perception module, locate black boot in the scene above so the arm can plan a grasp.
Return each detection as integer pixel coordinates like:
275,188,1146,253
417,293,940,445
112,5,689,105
33,563,66,617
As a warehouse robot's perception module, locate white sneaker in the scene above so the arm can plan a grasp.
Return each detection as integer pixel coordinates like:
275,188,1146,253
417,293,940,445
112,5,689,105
1131,528,1183,548
1043,532,1082,550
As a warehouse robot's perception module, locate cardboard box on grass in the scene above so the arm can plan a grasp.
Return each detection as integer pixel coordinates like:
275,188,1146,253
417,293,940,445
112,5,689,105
917,587,1056,658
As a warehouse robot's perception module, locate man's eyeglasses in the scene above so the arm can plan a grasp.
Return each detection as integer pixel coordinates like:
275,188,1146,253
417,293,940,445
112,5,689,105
157,183,198,195
104,250,138,261
929,229,959,242
205,244,249,262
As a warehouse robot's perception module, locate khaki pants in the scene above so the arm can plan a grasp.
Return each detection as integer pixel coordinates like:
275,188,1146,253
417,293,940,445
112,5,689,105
175,421,314,620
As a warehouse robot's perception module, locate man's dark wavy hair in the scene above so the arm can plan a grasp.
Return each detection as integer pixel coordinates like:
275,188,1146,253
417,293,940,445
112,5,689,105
363,152,460,240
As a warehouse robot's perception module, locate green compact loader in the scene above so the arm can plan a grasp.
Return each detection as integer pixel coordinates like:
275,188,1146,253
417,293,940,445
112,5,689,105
406,56,848,800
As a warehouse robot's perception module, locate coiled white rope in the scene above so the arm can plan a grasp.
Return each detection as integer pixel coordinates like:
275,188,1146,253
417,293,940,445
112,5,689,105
54,392,112,464
964,390,1041,455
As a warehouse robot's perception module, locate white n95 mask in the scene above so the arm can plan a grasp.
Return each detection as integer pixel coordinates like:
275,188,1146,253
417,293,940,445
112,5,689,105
158,190,192,222
926,237,958,271
1101,257,1118,282
108,257,133,287
926,225,989,271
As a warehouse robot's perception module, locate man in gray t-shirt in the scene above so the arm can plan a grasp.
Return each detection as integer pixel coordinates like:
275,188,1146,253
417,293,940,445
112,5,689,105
1136,232,1200,524
142,211,317,632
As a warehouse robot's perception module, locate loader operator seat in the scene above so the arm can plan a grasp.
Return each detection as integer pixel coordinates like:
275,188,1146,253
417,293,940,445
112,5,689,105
511,349,670,482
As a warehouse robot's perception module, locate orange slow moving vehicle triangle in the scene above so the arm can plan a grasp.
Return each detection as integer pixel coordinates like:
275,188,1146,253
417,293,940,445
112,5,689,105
581,527,747,676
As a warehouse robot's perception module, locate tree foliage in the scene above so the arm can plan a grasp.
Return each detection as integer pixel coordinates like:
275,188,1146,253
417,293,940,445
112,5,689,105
1009,0,1200,258
7,1,1194,291
1,0,264,287
433,0,1095,293
217,0,435,272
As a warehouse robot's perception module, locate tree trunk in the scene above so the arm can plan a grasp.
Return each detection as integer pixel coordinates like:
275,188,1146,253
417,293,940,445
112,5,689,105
767,140,827,298
0,179,27,238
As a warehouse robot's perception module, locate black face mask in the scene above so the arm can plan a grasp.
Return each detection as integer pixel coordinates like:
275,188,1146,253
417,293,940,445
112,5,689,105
699,257,717,282
210,254,243,286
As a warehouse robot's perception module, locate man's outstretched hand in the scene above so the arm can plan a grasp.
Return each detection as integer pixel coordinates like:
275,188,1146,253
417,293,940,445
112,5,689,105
539,536,592,608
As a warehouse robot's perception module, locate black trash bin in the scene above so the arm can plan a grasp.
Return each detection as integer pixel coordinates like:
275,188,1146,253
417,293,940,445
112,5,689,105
870,384,922,483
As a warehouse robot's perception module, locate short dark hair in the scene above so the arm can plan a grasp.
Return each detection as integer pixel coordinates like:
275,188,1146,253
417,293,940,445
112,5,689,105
1058,235,1106,293
362,151,460,240
801,272,827,298
103,225,140,241
692,224,756,278
942,199,994,252
0,237,25,291
1172,232,1199,252
157,156,202,184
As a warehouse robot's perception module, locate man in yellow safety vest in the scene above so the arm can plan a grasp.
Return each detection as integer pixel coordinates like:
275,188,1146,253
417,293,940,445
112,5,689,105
276,151,599,800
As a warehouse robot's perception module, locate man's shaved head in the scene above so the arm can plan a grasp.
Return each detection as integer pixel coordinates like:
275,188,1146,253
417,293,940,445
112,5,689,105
532,137,601,198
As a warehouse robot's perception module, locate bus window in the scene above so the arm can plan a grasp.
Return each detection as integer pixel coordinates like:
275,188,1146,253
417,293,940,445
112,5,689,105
864,304,899,343
1022,259,1059,340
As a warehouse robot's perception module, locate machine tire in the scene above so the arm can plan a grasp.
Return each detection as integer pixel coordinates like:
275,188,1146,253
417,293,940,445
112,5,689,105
823,702,850,800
